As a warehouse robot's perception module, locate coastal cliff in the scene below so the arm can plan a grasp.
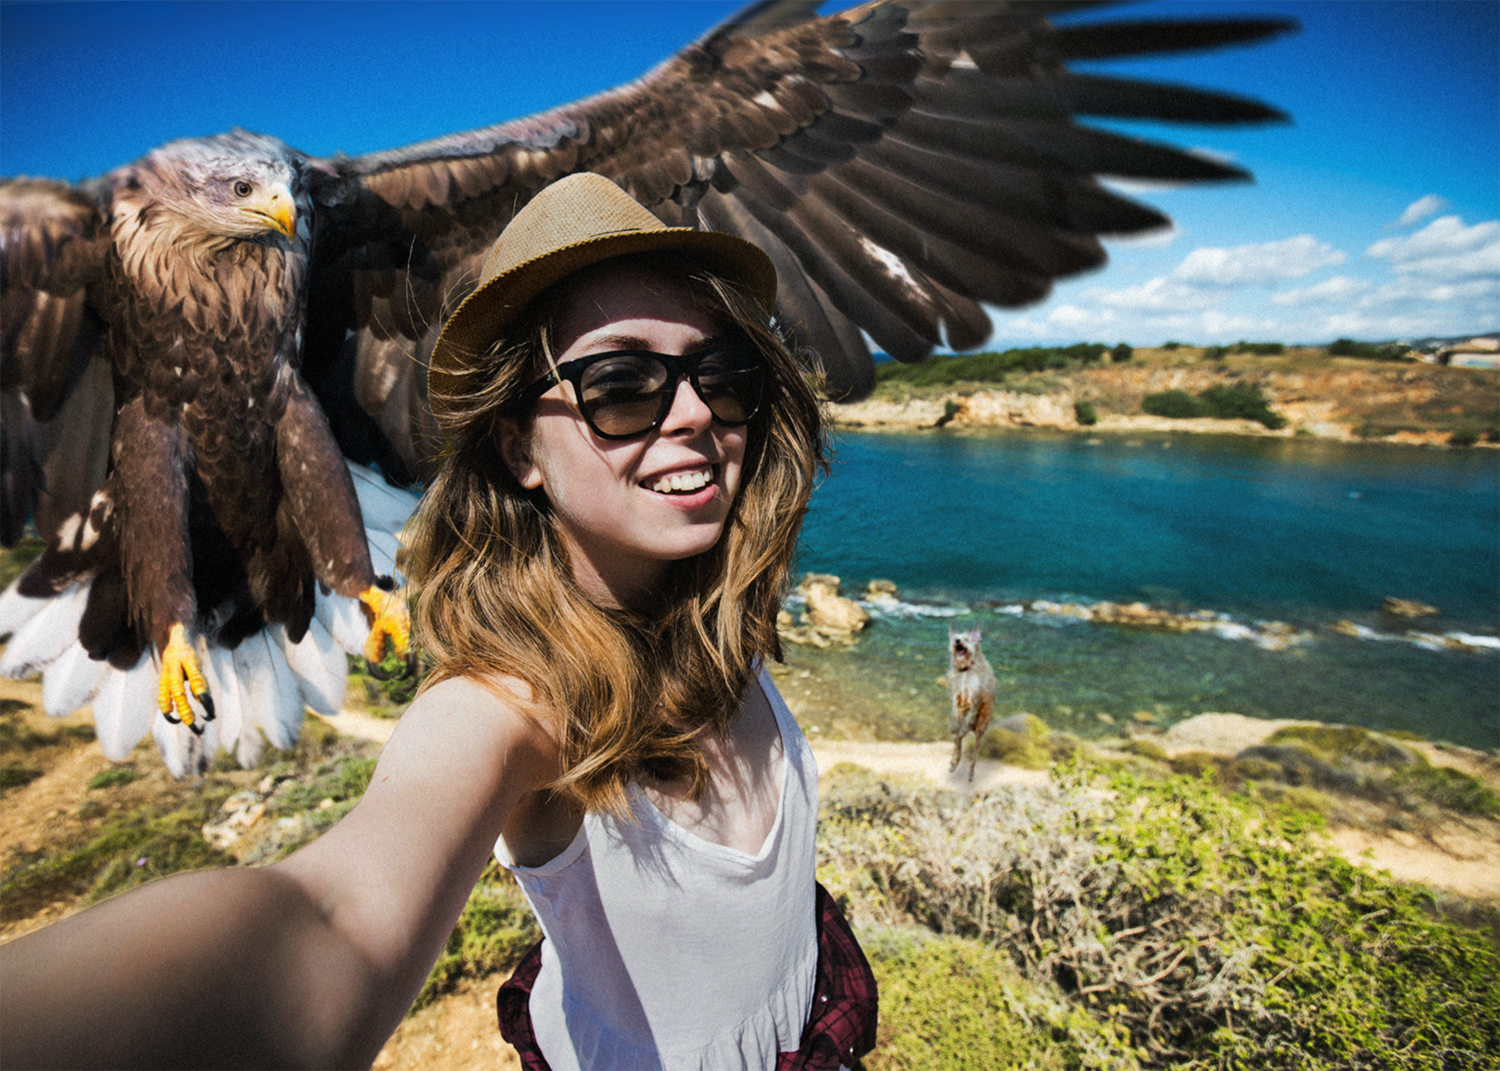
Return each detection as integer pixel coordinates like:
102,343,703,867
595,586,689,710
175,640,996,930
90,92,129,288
834,348,1500,445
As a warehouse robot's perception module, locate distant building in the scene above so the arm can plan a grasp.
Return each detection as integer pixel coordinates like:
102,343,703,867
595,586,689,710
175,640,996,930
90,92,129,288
1437,336,1500,368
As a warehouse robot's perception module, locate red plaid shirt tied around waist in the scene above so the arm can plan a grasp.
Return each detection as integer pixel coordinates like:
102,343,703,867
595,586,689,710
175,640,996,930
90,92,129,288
498,882,878,1070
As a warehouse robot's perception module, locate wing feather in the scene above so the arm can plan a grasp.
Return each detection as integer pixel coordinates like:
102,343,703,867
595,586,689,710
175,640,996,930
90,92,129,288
296,0,1291,434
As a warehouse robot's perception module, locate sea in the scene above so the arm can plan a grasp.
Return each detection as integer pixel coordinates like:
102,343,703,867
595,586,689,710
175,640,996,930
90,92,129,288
782,429,1500,753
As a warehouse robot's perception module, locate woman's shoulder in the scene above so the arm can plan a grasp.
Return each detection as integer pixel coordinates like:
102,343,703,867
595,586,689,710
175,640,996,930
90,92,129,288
402,671,558,753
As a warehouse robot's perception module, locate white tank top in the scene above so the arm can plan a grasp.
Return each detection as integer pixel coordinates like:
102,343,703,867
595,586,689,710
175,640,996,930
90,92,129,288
495,668,819,1070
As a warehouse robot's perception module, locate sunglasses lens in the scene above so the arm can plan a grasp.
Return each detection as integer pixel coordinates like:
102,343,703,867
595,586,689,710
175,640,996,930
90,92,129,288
578,354,673,437
695,350,763,425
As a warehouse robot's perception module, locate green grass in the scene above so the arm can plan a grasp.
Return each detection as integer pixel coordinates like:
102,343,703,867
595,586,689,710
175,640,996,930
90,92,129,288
87,768,141,790
1,788,238,922
0,536,45,591
414,860,541,1009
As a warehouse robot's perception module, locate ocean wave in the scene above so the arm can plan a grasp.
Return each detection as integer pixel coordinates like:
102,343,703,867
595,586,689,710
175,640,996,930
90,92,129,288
1025,599,1313,651
1329,619,1500,654
858,595,970,620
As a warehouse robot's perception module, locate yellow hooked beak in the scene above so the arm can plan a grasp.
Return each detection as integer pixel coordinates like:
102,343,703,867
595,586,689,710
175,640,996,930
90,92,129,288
241,183,295,239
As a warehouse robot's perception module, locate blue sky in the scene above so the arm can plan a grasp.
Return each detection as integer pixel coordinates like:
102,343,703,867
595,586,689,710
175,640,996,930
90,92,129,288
2,0,1496,348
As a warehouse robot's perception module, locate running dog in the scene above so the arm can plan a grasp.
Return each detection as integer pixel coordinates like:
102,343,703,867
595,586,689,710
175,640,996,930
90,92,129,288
947,627,997,782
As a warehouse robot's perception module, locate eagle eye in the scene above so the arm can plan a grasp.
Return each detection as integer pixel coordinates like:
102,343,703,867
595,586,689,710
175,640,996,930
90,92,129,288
232,180,253,197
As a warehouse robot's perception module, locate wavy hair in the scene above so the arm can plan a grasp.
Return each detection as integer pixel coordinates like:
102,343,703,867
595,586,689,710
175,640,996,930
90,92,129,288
403,254,828,813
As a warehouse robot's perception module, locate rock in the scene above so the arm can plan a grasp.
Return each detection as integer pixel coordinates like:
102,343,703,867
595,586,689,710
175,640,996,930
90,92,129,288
1382,597,1439,618
866,579,898,598
800,574,871,633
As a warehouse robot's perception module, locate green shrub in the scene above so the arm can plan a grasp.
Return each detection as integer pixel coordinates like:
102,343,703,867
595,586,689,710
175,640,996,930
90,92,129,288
863,928,1140,1070
1162,342,1183,351
1203,345,1227,361
1197,383,1288,429
873,345,1113,388
818,764,1500,1068
1111,342,1134,363
1143,384,1286,429
981,727,1051,768
1075,399,1099,426
1328,338,1411,361
1141,390,1204,419
1231,341,1285,355
1449,428,1480,447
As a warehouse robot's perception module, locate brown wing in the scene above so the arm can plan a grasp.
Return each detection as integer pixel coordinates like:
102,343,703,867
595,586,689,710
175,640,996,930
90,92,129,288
300,0,1293,480
0,178,114,546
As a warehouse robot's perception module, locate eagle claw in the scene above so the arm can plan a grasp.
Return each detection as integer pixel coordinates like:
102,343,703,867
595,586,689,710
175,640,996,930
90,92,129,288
158,623,212,727
358,584,413,679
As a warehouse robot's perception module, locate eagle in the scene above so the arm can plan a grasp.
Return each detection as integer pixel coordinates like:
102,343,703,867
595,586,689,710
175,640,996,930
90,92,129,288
0,0,1292,776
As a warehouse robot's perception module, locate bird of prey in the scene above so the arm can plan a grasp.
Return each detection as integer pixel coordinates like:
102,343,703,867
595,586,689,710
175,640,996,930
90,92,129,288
0,1,1293,776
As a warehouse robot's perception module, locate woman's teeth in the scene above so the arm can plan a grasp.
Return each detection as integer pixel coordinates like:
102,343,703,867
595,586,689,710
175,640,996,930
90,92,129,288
652,469,712,494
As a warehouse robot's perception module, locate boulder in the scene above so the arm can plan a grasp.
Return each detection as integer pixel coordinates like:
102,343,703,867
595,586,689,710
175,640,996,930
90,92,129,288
799,574,871,633
1382,597,1439,618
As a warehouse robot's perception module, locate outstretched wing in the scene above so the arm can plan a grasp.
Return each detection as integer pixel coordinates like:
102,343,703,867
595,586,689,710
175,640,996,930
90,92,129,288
303,0,1293,481
0,178,114,548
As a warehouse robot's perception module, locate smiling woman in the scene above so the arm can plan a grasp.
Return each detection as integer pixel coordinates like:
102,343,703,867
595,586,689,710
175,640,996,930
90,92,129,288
0,173,869,1071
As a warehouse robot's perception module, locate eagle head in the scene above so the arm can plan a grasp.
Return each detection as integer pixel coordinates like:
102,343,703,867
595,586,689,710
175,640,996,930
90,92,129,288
117,129,307,246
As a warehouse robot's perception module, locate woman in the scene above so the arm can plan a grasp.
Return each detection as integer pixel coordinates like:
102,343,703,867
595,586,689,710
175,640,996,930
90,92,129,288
0,173,875,1070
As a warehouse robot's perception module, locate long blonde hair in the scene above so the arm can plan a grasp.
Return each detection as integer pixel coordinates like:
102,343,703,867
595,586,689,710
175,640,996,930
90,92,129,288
403,255,827,813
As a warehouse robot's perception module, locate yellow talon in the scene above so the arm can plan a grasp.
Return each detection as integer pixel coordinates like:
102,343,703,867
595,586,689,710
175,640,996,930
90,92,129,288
358,584,411,668
159,623,211,729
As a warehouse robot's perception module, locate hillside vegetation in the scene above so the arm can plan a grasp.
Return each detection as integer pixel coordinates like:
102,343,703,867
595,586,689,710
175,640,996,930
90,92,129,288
858,342,1499,445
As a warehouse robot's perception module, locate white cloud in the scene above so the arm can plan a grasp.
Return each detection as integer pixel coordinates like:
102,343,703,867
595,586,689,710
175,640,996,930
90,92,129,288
1171,235,1346,286
1390,195,1449,229
1094,276,1222,312
1365,216,1500,279
1271,276,1371,307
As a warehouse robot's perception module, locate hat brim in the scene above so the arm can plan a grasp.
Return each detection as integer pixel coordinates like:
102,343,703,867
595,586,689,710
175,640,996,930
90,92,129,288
428,227,778,415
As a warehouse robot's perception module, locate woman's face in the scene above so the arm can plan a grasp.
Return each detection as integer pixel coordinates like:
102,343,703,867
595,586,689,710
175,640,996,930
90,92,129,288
498,263,749,608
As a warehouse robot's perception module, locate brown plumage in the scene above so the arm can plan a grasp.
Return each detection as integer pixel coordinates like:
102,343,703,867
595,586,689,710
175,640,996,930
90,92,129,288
0,1,1292,774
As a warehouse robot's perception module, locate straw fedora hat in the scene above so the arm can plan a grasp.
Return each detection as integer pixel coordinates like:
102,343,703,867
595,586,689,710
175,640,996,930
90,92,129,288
428,172,778,415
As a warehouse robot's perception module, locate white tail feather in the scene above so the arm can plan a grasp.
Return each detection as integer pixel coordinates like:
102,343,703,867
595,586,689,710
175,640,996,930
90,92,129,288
197,637,243,753
0,583,90,678
235,632,304,751
0,581,51,636
92,656,158,762
42,642,108,716
276,618,347,717
153,702,216,779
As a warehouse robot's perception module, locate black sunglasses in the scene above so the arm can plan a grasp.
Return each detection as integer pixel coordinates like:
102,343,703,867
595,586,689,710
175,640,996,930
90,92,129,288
510,346,766,440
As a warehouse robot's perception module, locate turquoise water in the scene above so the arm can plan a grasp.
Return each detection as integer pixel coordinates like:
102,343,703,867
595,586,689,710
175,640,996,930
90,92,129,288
785,431,1499,751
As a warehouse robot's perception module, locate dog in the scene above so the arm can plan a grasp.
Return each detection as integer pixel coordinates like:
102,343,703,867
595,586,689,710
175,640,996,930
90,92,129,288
947,626,997,782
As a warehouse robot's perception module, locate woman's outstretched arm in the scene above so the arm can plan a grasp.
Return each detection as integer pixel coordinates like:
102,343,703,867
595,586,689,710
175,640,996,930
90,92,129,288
0,676,556,1070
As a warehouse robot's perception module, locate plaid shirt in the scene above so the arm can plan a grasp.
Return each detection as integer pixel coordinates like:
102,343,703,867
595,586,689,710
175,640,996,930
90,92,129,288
498,882,878,1070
